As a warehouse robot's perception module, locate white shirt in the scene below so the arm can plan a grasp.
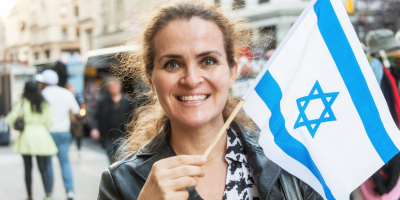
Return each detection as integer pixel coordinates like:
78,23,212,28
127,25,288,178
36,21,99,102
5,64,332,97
42,85,80,132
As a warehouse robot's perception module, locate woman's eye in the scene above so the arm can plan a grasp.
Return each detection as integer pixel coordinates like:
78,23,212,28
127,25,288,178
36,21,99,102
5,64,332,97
202,58,216,66
165,61,180,69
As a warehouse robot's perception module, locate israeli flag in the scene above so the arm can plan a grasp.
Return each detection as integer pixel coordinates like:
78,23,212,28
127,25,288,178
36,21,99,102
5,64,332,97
242,0,400,199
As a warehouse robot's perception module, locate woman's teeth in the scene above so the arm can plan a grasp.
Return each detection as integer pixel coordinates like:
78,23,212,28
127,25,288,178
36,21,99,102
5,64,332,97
178,95,208,103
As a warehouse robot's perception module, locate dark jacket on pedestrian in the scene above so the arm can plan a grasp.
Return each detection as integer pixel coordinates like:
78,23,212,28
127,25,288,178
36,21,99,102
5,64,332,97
97,121,323,200
93,93,135,140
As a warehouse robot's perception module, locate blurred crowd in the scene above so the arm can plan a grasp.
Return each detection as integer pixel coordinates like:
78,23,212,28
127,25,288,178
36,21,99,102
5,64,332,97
350,29,400,200
0,67,145,200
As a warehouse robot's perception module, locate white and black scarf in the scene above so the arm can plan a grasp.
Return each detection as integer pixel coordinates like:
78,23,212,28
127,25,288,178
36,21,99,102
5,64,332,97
223,128,260,200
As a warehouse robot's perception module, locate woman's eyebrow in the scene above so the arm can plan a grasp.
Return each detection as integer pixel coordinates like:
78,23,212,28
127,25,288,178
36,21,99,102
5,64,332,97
197,51,222,58
158,51,222,63
158,54,182,63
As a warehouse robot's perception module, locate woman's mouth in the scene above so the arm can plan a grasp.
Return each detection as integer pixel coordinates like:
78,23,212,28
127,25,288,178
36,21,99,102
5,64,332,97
177,95,209,103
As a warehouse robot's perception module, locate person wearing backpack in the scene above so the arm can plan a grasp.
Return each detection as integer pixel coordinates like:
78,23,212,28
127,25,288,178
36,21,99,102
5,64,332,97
6,81,58,200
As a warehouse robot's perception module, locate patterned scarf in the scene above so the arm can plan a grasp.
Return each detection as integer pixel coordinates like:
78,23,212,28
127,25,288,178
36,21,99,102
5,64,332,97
223,128,260,200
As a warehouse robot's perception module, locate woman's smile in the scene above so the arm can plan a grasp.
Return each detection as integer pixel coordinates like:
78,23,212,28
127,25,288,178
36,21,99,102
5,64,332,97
177,94,209,104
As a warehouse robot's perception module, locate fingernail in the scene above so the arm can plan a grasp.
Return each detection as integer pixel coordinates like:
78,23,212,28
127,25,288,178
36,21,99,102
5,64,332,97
201,157,207,163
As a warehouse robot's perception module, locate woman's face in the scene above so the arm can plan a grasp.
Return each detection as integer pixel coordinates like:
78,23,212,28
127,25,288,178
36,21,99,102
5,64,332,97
150,17,237,128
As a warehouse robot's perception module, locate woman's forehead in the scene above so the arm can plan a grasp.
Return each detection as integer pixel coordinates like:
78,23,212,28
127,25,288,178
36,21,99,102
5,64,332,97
153,17,225,57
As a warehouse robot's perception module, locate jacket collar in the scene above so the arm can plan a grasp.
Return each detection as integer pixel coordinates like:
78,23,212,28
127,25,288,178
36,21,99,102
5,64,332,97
134,131,176,180
133,121,282,199
230,122,282,199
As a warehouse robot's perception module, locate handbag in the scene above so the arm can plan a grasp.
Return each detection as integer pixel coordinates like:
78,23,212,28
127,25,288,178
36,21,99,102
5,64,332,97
13,101,25,132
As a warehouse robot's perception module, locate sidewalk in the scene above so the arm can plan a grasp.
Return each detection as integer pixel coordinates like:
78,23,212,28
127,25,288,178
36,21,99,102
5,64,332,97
0,138,109,200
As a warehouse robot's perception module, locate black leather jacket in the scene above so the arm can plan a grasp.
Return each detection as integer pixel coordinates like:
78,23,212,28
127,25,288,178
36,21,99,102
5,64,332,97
98,122,323,200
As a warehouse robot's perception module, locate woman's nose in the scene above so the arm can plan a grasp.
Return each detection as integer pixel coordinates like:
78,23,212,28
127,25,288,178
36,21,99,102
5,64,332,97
179,64,203,88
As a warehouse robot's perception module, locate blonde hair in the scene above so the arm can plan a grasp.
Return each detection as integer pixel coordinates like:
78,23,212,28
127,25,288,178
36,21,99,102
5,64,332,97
115,0,257,157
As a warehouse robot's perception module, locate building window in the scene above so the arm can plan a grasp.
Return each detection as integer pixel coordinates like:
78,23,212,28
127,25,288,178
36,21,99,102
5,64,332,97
259,0,270,3
76,28,80,37
62,27,68,39
116,0,124,20
101,13,109,34
45,50,50,59
34,52,39,60
86,29,93,51
41,2,46,13
19,22,25,31
259,26,276,50
60,5,68,17
233,0,245,9
74,6,79,17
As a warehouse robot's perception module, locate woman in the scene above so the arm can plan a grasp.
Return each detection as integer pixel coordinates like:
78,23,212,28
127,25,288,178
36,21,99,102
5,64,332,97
98,1,323,199
7,81,57,200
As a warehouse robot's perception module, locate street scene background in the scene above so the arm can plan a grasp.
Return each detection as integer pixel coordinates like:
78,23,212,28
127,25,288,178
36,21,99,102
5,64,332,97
0,0,400,199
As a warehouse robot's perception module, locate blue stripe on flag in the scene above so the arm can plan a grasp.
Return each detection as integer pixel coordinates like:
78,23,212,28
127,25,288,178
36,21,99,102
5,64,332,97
314,0,399,163
255,71,335,200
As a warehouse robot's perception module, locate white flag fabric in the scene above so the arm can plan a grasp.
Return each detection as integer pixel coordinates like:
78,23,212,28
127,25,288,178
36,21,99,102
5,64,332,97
242,0,400,199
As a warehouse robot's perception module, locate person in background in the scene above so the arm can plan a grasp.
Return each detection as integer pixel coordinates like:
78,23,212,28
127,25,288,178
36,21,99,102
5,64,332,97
65,83,84,156
35,70,80,200
90,77,135,164
0,92,8,145
351,29,400,200
6,81,57,200
0,92,5,118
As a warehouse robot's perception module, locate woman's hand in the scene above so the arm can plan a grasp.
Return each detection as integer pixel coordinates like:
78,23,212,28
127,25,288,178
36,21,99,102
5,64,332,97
90,129,100,140
138,155,207,200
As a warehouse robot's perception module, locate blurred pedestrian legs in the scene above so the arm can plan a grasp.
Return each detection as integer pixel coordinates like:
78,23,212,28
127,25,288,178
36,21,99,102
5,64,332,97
23,156,52,199
48,132,74,194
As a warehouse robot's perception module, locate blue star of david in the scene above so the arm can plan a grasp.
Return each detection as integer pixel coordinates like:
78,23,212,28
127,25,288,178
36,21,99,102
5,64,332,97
294,81,339,138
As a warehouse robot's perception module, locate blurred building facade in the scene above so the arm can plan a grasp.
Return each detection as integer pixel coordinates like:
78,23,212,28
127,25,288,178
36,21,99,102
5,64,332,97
216,0,384,47
2,0,397,63
4,0,30,62
77,0,140,54
217,0,309,48
78,0,215,54
76,0,99,54
4,0,81,64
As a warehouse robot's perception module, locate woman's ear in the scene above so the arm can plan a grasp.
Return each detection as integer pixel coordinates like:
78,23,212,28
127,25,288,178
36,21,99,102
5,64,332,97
229,61,238,86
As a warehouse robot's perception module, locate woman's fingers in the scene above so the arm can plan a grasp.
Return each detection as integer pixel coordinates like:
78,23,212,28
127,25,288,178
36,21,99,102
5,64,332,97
169,191,190,200
166,165,204,179
156,155,207,169
139,155,206,200
170,176,198,190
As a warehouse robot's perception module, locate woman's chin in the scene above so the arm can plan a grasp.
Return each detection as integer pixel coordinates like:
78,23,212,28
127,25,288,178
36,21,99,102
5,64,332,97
173,117,213,129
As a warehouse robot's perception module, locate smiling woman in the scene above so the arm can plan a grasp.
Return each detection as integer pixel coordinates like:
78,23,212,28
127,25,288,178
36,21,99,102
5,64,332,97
98,1,323,200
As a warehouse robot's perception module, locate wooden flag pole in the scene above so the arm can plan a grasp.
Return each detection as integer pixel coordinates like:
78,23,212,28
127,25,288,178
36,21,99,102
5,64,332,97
203,99,245,158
